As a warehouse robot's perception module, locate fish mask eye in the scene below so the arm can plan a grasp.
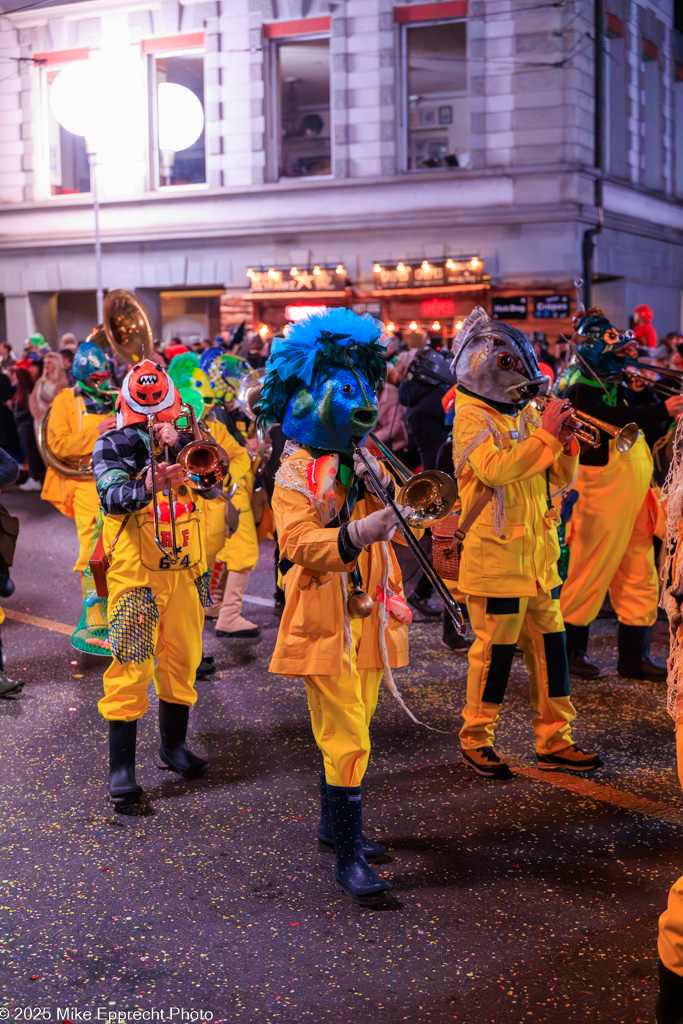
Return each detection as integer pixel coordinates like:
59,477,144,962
342,384,352,394
497,352,515,370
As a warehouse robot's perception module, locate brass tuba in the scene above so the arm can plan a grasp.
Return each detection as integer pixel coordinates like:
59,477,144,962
38,290,154,478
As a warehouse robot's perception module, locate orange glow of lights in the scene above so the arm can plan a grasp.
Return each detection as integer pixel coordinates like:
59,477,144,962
290,266,299,277
432,321,441,331
409,320,419,331
258,324,270,339
312,265,321,276
373,263,382,273
385,321,396,333
335,264,346,275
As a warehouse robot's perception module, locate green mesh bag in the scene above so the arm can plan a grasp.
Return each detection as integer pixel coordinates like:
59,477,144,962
71,512,112,657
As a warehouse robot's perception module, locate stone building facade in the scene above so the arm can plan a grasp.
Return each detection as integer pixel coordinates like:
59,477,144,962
0,0,680,348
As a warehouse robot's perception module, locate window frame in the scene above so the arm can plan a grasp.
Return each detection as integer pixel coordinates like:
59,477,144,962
397,15,469,174
38,54,92,202
264,30,333,184
147,45,208,192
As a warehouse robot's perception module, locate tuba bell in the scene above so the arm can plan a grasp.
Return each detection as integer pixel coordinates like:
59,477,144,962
38,290,154,478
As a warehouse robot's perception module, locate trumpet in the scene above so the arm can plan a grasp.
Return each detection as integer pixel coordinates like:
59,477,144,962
147,403,230,564
530,395,638,454
354,436,464,632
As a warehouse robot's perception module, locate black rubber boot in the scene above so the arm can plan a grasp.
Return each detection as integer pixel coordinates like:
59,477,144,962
195,653,215,680
617,623,667,681
656,959,683,1024
442,610,471,652
565,622,601,679
158,700,209,778
327,784,391,905
317,771,386,857
108,721,143,804
0,635,22,698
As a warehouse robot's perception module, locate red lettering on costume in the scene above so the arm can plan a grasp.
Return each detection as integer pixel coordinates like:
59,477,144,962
161,531,172,548
182,529,189,548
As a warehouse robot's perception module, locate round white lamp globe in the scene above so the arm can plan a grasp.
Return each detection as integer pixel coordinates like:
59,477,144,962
49,62,100,139
157,82,204,153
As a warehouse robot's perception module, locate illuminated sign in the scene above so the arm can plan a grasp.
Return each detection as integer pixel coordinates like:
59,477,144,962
247,265,348,293
372,257,485,290
284,303,328,321
492,297,528,320
533,295,571,319
421,298,455,317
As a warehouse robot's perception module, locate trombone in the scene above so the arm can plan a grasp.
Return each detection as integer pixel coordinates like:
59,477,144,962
354,435,464,632
530,395,639,453
147,402,231,564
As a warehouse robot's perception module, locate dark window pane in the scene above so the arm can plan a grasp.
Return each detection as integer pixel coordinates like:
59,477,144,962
155,54,206,186
406,21,469,171
47,68,90,196
277,38,331,178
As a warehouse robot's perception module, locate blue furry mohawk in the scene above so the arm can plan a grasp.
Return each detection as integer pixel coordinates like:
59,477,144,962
258,308,387,428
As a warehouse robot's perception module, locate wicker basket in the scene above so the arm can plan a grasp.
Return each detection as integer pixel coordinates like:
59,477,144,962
431,509,462,581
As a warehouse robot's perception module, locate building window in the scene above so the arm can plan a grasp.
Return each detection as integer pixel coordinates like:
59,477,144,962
641,46,664,191
150,52,206,187
274,37,331,178
46,66,90,196
604,30,628,178
404,20,468,171
675,78,683,197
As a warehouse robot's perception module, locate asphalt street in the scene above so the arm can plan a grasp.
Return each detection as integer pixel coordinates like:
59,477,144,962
0,489,681,1024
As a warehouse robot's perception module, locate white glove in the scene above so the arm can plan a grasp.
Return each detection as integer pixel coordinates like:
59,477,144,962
347,504,412,549
353,448,392,491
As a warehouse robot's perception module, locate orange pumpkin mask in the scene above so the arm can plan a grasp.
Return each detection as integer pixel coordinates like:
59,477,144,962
116,359,182,427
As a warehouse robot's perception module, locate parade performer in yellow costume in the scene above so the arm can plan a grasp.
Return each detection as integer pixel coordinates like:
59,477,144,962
41,340,116,587
167,352,253,669
557,309,682,680
656,421,683,1023
451,307,602,780
92,358,219,804
260,308,417,904
200,349,261,639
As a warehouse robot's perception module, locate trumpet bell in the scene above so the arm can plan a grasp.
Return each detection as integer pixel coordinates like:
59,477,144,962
397,470,458,526
615,422,639,453
177,440,230,497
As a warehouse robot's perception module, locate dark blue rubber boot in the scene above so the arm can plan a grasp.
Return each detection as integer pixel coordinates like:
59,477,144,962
317,770,386,857
327,784,390,905
158,700,209,778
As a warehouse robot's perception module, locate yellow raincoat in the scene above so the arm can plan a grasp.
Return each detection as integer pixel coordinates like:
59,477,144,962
41,387,110,574
453,389,580,754
270,447,412,787
270,448,410,678
197,417,251,566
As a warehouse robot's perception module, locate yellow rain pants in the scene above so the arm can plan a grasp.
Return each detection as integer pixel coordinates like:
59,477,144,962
98,500,205,722
460,589,577,753
216,473,259,573
561,437,658,628
304,618,384,788
200,418,252,567
72,481,102,575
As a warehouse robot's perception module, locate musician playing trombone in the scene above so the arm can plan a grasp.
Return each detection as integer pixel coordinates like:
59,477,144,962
92,359,211,805
259,308,416,906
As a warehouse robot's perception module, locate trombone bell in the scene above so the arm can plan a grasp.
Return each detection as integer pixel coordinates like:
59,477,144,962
397,470,458,526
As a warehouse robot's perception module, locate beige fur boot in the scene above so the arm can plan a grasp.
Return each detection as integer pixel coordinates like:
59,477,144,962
215,569,261,638
205,564,227,619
